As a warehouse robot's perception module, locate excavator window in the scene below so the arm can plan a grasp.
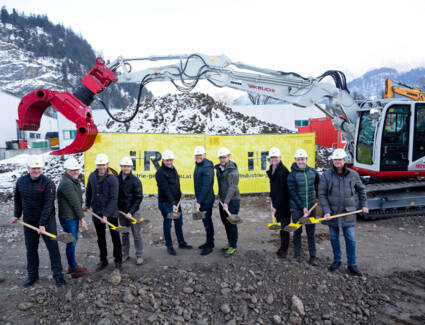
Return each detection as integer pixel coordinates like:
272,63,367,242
380,104,410,171
413,103,425,162
356,112,375,165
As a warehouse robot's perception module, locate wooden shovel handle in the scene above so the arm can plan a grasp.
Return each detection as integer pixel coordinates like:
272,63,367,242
87,210,115,228
17,219,55,238
219,201,232,216
303,203,319,218
327,209,363,221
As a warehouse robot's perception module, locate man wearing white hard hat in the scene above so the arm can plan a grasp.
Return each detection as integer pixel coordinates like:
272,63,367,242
156,150,192,255
215,147,240,257
318,148,368,276
10,156,65,287
84,153,122,271
287,149,320,265
193,146,215,256
118,157,144,265
266,147,290,258
57,157,88,278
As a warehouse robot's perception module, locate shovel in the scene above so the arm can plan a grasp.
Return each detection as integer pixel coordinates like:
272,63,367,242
17,220,75,244
283,203,319,233
119,210,144,224
192,205,206,221
267,204,281,232
87,210,130,233
167,201,182,220
219,201,243,224
301,209,363,225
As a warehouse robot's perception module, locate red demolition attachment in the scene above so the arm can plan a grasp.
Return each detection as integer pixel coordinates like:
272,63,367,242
17,57,117,155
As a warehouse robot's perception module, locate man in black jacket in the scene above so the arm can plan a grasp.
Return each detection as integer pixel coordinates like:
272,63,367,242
193,146,215,256
155,150,192,255
10,156,65,287
266,147,291,258
84,153,122,271
118,157,144,265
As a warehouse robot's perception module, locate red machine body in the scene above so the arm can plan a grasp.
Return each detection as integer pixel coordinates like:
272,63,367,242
298,117,346,149
17,58,117,155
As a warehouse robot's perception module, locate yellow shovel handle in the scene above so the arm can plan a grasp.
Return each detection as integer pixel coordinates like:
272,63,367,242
87,210,117,229
17,220,56,239
119,211,138,224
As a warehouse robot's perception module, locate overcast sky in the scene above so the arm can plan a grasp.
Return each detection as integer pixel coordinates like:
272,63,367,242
4,0,425,97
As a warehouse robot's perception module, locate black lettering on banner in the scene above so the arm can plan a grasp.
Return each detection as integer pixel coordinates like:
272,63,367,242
144,151,161,171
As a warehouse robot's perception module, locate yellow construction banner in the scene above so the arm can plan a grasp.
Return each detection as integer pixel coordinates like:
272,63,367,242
84,133,315,194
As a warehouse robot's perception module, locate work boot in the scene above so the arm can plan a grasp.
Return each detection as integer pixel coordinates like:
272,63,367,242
70,266,88,278
136,257,144,265
122,255,130,263
200,247,213,256
23,276,39,287
329,261,341,272
309,256,318,266
347,265,362,276
55,277,66,287
115,262,122,271
224,247,236,257
178,242,193,249
167,247,177,255
95,260,108,272
276,249,287,258
221,244,230,252
291,255,301,263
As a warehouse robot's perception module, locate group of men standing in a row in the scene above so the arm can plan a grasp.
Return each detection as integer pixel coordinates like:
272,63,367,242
10,145,368,287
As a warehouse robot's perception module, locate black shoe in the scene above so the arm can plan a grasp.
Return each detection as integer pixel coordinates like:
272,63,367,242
309,256,318,266
95,261,108,272
179,243,193,249
23,276,39,287
115,262,122,271
200,247,213,256
167,247,177,255
291,256,301,263
199,243,215,249
276,249,287,258
347,265,362,276
55,277,66,287
329,261,341,272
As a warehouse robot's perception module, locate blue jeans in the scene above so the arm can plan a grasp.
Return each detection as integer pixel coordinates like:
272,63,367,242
158,202,185,248
329,226,356,267
200,201,214,247
59,218,79,270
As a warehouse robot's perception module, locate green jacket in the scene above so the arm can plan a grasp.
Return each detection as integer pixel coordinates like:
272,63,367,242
57,173,85,220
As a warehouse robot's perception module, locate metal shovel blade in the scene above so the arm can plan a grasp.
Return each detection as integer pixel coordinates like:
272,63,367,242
268,222,282,232
299,216,320,224
167,211,181,220
192,211,206,220
228,214,243,224
283,222,302,233
56,233,76,244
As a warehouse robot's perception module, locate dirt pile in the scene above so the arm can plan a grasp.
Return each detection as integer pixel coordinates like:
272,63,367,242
7,250,424,325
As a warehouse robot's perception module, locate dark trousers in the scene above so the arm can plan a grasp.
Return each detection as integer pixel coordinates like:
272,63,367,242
23,216,63,280
219,200,240,248
158,202,185,248
200,201,215,247
276,207,290,252
93,215,122,264
292,209,316,258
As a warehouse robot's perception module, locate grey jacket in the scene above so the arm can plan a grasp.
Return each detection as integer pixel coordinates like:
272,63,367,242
318,166,367,227
215,161,241,204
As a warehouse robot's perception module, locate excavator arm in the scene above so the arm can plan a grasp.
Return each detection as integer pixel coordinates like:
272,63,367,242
384,78,425,101
18,53,360,155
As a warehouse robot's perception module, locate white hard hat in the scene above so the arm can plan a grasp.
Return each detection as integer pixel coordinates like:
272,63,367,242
64,158,80,170
95,153,109,165
294,149,308,159
162,150,175,160
269,147,281,158
330,148,347,160
217,147,231,157
120,156,133,166
27,155,44,168
193,146,206,156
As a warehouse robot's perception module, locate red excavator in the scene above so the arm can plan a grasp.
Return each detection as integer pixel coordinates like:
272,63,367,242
18,54,425,218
